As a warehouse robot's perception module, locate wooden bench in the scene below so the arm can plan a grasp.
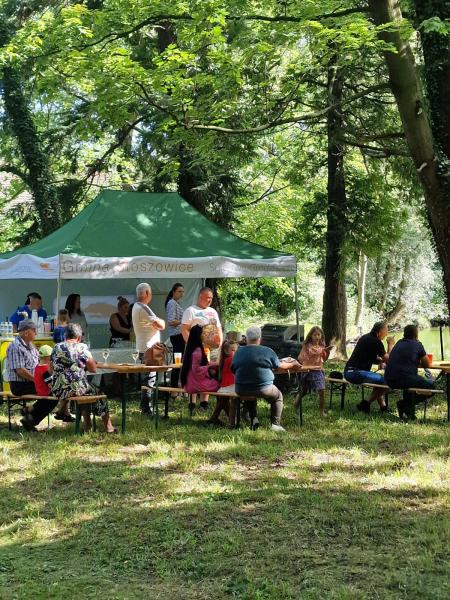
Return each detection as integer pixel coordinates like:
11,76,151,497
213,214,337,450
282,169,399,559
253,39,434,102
143,385,257,430
402,388,444,420
69,395,108,435
324,378,444,419
0,391,108,433
324,377,350,410
0,392,57,430
360,383,443,419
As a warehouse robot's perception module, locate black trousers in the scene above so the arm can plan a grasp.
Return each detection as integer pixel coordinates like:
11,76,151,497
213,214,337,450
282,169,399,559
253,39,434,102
387,374,435,416
170,334,185,388
10,381,58,426
138,353,156,412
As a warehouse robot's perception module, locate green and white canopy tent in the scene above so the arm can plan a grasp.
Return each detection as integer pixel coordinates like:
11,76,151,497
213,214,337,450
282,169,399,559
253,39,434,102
0,190,298,341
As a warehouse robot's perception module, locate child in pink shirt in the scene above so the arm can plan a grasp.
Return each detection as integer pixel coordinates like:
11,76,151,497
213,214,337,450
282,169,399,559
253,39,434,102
294,326,332,417
180,326,220,413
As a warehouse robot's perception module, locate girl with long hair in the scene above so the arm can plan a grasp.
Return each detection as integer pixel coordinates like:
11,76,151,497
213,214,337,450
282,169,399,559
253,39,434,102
65,293,88,338
165,283,185,388
180,325,220,411
294,326,332,417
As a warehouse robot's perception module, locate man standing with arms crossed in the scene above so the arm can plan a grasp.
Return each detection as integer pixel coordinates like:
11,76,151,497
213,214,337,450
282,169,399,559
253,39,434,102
181,287,223,411
132,283,165,415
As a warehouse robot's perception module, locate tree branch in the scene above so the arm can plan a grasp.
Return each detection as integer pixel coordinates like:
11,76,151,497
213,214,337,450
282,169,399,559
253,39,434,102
342,137,409,157
83,115,147,181
36,6,368,58
186,83,389,134
134,81,182,125
235,184,290,208
0,164,31,186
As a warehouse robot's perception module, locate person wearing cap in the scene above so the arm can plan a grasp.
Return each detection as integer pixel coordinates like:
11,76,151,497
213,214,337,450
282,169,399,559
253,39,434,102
6,320,58,431
10,292,47,333
33,345,53,397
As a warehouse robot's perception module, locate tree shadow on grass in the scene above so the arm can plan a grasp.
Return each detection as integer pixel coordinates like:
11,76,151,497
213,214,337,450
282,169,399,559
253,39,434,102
0,444,449,599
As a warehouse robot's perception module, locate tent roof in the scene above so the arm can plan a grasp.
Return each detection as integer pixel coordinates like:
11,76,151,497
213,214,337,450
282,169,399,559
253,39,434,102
1,190,291,261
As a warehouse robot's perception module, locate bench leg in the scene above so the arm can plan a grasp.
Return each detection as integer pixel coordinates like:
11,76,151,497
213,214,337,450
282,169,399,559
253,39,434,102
92,412,97,432
329,384,334,409
154,380,159,431
164,392,169,419
7,399,12,431
385,392,389,409
121,376,127,434
340,384,346,411
447,373,450,422
189,394,193,419
75,403,81,435
236,398,241,428
423,397,427,421
361,386,365,403
298,396,303,427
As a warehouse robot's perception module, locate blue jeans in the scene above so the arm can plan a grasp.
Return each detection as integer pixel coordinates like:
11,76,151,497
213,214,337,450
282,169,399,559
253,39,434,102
344,368,384,385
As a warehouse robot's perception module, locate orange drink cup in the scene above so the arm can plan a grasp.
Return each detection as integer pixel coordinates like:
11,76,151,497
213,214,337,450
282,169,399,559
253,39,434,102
427,353,433,364
174,353,182,366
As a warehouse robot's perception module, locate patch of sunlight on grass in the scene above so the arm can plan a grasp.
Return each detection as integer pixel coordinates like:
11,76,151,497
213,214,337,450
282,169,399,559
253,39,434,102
0,517,71,546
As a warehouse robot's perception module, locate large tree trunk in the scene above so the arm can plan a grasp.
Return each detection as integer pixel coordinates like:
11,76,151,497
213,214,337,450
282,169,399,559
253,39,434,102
322,62,348,358
368,0,450,313
385,258,410,325
380,260,395,313
355,251,368,332
413,2,450,163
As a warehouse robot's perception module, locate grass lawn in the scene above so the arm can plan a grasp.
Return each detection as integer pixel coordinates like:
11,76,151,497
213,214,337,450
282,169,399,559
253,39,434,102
0,390,449,600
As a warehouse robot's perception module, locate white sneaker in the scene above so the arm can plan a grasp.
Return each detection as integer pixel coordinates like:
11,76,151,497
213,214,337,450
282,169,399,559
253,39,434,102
270,423,286,433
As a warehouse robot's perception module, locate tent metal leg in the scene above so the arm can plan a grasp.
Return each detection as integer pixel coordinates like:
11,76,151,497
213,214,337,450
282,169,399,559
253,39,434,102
294,278,301,347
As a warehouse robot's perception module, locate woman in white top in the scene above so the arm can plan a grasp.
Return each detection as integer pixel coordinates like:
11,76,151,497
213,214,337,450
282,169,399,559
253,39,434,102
165,283,185,387
65,294,88,339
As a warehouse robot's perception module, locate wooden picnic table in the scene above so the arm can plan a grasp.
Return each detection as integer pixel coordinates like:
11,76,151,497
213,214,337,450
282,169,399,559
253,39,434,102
94,361,319,431
95,362,180,432
430,362,450,421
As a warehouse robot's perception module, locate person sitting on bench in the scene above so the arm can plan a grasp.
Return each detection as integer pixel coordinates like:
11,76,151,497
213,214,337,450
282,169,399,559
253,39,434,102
6,319,58,432
50,323,116,433
344,321,395,414
384,324,434,420
180,324,221,414
231,326,299,433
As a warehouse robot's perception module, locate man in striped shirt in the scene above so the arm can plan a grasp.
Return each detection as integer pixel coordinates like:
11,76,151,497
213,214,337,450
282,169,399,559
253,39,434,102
6,319,57,431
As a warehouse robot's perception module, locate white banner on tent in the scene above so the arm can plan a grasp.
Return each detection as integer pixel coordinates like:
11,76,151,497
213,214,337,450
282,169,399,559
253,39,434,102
60,254,297,279
0,254,59,279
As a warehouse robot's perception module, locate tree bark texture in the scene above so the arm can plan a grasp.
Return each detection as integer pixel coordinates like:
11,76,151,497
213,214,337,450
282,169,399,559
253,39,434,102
322,61,348,358
368,0,450,313
355,251,368,331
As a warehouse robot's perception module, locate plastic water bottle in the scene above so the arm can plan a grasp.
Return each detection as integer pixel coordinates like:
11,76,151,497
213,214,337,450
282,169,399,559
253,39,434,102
31,309,38,326
38,316,44,336
44,320,51,336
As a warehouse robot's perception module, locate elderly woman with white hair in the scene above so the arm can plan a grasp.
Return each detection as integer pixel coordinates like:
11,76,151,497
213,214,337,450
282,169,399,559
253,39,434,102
132,282,165,415
231,326,298,432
